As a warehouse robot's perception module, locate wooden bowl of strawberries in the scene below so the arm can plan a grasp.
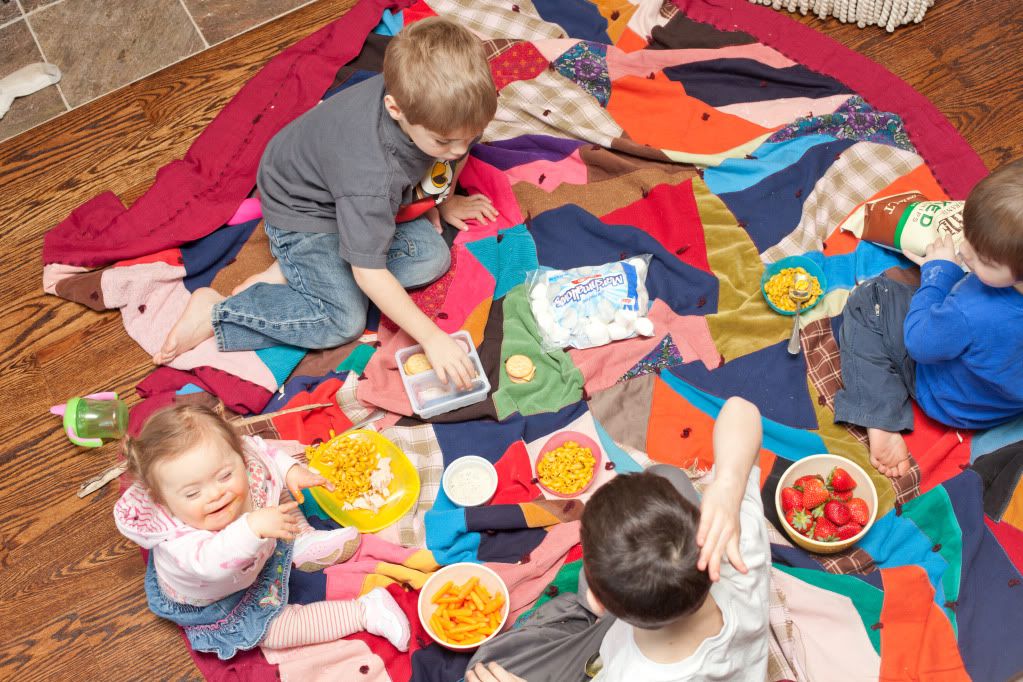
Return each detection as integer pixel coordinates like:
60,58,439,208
775,454,877,554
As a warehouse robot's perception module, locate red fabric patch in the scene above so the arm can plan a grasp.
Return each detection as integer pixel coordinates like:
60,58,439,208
380,246,457,332
903,404,972,493
985,517,1023,576
492,441,542,505
600,179,712,273
271,377,352,444
113,248,183,269
402,0,438,24
489,41,550,91
347,584,426,682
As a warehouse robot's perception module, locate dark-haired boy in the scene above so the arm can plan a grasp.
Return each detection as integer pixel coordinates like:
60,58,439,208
582,396,769,681
834,158,1023,477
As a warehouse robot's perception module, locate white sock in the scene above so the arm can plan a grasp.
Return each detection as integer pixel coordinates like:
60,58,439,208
0,63,61,119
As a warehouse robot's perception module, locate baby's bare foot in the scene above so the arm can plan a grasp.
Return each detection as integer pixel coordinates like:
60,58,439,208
867,427,912,478
232,261,286,295
153,287,224,364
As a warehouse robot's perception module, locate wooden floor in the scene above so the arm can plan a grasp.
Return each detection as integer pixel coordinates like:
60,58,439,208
1,1,1021,679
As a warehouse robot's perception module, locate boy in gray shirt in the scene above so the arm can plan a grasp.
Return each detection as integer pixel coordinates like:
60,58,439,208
154,18,498,387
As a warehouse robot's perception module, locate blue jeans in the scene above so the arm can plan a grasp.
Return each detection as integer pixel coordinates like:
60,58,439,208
833,276,918,432
211,216,450,351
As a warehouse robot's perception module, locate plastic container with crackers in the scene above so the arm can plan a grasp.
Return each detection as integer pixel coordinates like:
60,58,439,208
395,330,491,419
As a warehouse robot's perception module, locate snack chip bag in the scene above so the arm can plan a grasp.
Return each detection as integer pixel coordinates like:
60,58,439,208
527,256,655,352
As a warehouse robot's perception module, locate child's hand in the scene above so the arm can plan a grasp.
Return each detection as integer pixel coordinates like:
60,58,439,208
247,501,301,540
422,331,476,389
903,234,960,267
696,475,748,582
466,662,526,682
439,193,499,231
285,464,333,504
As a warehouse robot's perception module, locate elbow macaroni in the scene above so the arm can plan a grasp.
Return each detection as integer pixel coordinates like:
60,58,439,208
764,267,823,312
537,442,596,495
306,432,392,511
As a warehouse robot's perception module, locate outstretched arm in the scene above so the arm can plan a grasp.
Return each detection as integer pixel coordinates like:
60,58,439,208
697,396,763,581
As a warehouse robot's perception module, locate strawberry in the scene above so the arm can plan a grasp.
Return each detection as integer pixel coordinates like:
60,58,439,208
794,474,825,491
824,500,851,525
847,498,870,525
800,479,830,509
832,489,854,502
785,508,813,535
812,517,838,542
828,466,857,492
836,523,863,540
780,487,803,512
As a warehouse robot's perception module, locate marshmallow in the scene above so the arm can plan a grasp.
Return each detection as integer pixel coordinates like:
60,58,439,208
583,320,611,346
634,316,655,337
597,299,616,323
614,309,637,326
627,256,648,279
608,322,631,340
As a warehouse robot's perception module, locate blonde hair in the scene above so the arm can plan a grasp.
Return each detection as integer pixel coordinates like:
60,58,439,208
123,404,243,504
964,158,1023,278
383,17,497,134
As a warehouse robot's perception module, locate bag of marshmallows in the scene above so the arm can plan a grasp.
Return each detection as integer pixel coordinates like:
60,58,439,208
527,255,656,352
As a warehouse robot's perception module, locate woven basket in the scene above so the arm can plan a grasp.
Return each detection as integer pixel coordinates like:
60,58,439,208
748,0,935,32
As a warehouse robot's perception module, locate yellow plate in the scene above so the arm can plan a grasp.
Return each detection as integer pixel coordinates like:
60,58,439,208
307,429,421,534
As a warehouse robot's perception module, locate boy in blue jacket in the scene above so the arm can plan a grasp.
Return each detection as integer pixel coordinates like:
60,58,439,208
834,159,1023,477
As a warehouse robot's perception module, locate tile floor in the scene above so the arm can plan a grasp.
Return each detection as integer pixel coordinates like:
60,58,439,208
0,0,313,142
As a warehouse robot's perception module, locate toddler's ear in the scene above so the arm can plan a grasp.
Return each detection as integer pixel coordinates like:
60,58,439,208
382,94,404,122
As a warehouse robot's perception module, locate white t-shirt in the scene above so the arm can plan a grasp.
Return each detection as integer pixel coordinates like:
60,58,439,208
594,466,770,682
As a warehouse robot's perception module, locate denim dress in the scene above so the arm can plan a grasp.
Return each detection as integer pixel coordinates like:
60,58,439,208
144,540,294,659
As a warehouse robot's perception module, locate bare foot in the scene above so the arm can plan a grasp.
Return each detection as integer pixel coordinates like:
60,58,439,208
153,287,224,364
232,261,286,295
867,427,912,478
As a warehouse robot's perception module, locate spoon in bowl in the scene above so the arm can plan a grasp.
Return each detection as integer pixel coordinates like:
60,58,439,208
786,272,812,356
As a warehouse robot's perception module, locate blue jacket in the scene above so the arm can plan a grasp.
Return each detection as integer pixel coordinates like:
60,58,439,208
906,260,1023,429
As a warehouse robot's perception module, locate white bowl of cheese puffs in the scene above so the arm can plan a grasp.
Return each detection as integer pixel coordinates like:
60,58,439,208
418,563,510,650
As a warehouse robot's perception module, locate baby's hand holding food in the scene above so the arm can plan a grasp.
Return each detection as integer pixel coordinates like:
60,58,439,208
286,464,332,504
247,501,301,540
422,332,475,389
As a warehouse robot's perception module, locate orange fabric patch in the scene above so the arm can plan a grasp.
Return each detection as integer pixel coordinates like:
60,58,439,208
646,376,775,486
878,566,970,681
462,296,493,347
593,0,637,44
614,27,648,53
1000,474,1023,531
824,163,951,256
607,75,774,155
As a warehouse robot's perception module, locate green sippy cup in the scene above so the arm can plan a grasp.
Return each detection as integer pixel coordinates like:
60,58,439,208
50,392,128,447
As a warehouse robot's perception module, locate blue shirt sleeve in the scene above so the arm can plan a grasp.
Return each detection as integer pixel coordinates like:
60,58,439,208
904,260,972,363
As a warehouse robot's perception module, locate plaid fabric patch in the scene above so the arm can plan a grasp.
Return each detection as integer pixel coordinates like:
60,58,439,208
486,68,624,146
762,142,923,262
482,38,519,61
380,422,444,547
428,0,567,40
892,459,922,505
767,572,806,682
818,545,877,575
335,371,376,425
800,318,868,445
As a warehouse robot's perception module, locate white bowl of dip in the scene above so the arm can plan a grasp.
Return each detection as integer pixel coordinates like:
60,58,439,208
442,455,499,507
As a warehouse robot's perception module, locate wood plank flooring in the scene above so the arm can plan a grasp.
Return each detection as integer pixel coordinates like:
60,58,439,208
1,1,1020,678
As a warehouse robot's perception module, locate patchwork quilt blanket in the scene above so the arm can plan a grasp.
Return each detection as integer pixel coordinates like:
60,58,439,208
42,0,1023,680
